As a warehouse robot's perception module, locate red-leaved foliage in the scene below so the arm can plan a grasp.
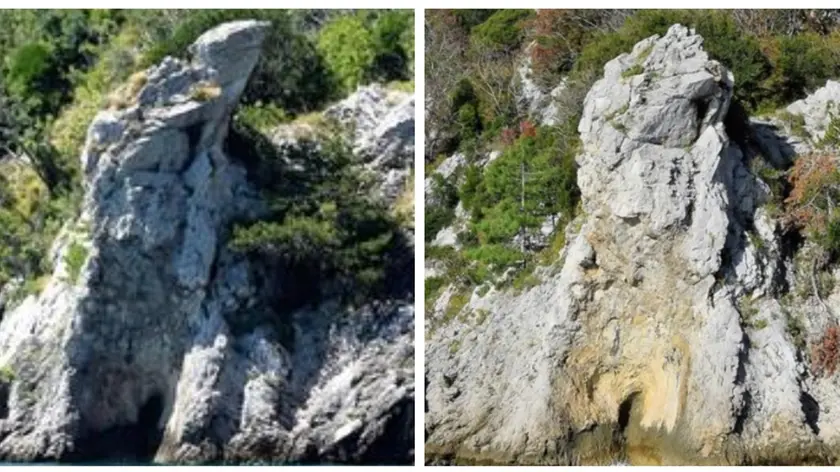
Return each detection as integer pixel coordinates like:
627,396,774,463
528,10,568,80
784,153,840,233
811,324,840,377
519,120,536,138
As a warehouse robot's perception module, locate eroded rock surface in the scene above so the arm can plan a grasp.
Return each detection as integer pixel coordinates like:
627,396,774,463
426,24,839,465
0,20,412,464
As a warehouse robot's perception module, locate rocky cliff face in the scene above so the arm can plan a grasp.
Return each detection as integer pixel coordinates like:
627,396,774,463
426,24,840,465
0,20,413,464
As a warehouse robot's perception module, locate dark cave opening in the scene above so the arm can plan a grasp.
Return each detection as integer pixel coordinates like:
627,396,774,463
69,393,165,463
693,97,711,139
617,393,637,435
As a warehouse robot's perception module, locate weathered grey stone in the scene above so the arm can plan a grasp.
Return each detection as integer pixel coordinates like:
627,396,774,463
427,24,835,466
786,80,840,146
188,20,270,88
0,20,412,465
324,84,414,204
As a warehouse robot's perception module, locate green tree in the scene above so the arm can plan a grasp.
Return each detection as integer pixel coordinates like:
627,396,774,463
317,14,376,93
229,128,406,309
369,10,414,81
466,123,578,249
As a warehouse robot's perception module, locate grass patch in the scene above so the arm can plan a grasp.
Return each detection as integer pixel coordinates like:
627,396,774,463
747,230,766,252
775,110,808,140
387,80,414,93
786,310,807,350
510,264,540,294
738,296,761,327
444,289,471,322
0,366,14,383
108,70,148,110
605,103,629,122
425,153,448,175
235,103,289,134
538,228,567,266
637,44,654,62
64,241,88,284
393,171,414,228
621,63,644,79
22,274,50,298
190,81,222,102
474,308,490,325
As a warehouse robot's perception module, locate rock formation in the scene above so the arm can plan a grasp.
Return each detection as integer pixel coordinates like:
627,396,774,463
0,20,413,464
426,24,840,465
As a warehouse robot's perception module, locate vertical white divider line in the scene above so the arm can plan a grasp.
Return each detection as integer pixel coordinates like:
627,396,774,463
413,5,426,467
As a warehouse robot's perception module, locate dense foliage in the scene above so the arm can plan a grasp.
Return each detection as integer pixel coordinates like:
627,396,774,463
0,9,413,307
228,122,410,311
425,9,840,307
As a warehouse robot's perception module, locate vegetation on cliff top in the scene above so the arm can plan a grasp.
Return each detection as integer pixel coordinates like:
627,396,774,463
0,9,413,305
425,9,840,315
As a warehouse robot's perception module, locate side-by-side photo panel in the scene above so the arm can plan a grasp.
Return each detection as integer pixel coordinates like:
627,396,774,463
0,9,414,464
425,8,840,465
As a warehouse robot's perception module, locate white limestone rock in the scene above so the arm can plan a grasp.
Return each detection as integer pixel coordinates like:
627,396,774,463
426,24,827,465
0,20,413,465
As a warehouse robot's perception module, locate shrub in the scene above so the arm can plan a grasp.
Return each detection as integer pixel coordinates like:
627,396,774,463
450,77,479,114
786,311,807,350
784,153,840,245
822,111,840,149
50,25,144,177
526,10,606,87
773,32,840,104
425,276,445,306
4,42,56,105
456,103,481,142
234,102,289,134
469,9,532,52
451,10,497,30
